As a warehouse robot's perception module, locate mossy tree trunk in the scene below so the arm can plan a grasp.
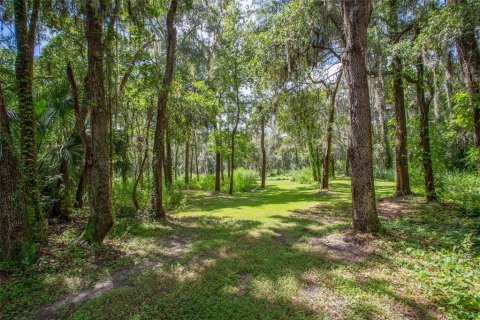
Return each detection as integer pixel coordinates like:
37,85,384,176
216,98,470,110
152,0,177,218
0,81,33,261
14,0,47,244
82,0,113,243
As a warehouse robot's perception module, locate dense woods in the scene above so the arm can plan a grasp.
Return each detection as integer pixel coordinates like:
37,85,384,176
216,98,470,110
1,0,479,318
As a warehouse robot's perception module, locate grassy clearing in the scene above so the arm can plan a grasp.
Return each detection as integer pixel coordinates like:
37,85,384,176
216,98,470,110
1,178,478,319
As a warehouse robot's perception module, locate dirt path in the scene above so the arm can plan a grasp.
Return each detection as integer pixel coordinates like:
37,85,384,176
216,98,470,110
32,235,190,320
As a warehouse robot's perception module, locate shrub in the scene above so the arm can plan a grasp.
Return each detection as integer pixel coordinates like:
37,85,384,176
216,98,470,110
290,167,315,184
233,168,258,192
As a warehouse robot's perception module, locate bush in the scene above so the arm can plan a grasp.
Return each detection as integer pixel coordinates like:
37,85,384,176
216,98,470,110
373,167,394,181
436,172,480,216
190,174,216,191
233,168,258,192
290,167,315,184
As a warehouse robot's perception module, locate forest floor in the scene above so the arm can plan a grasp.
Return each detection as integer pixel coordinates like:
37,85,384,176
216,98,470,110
1,179,479,319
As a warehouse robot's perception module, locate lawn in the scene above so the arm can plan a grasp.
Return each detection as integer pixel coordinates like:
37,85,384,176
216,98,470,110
1,178,478,319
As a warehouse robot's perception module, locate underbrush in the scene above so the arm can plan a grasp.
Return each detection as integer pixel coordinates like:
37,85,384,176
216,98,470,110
383,202,480,319
290,167,316,184
188,168,259,192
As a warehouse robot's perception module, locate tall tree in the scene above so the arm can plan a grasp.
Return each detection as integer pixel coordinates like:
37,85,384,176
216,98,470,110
152,0,178,217
0,82,32,261
82,0,113,243
341,0,380,232
260,108,267,189
321,71,342,190
14,0,47,244
416,55,436,201
389,0,411,196
448,0,480,147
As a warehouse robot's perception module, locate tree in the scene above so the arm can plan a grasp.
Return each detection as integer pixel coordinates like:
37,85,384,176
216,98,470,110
152,0,178,217
0,81,32,261
341,0,380,232
82,0,113,243
448,0,480,147
14,0,47,244
321,70,342,190
415,55,436,201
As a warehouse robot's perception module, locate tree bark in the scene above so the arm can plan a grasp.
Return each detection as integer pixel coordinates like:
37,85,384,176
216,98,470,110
152,0,177,218
321,71,342,190
392,56,411,196
133,108,153,210
341,0,379,232
416,57,436,201
260,111,267,189
165,123,173,187
66,61,91,209
0,81,32,261
448,0,480,147
389,0,411,196
229,99,241,195
184,140,190,187
82,0,113,243
14,0,47,244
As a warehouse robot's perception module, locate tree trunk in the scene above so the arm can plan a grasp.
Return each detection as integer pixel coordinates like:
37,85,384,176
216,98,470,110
260,112,267,189
341,0,379,233
133,108,153,211
215,152,221,192
392,56,411,196
448,0,480,147
165,124,173,187
416,57,436,201
308,141,318,182
0,80,33,261
373,67,392,170
389,0,411,196
229,100,241,195
14,0,47,244
152,0,177,218
66,61,91,209
321,71,342,190
50,158,72,222
184,140,190,187
83,0,113,243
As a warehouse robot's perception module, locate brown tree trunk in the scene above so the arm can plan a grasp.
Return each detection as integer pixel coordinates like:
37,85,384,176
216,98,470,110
260,112,267,189
165,124,173,187
133,108,153,210
66,62,91,209
152,0,177,218
184,140,190,187
229,100,241,195
194,136,199,181
308,141,318,181
82,0,113,243
392,56,411,196
448,0,480,147
389,0,411,196
0,81,32,261
321,71,342,190
416,57,436,201
14,0,47,244
341,0,379,233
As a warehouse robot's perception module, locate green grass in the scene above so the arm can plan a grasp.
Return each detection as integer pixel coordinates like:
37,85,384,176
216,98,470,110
1,178,478,319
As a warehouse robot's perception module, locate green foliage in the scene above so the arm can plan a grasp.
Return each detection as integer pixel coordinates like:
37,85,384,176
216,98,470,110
384,202,480,320
290,167,315,184
233,168,259,192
